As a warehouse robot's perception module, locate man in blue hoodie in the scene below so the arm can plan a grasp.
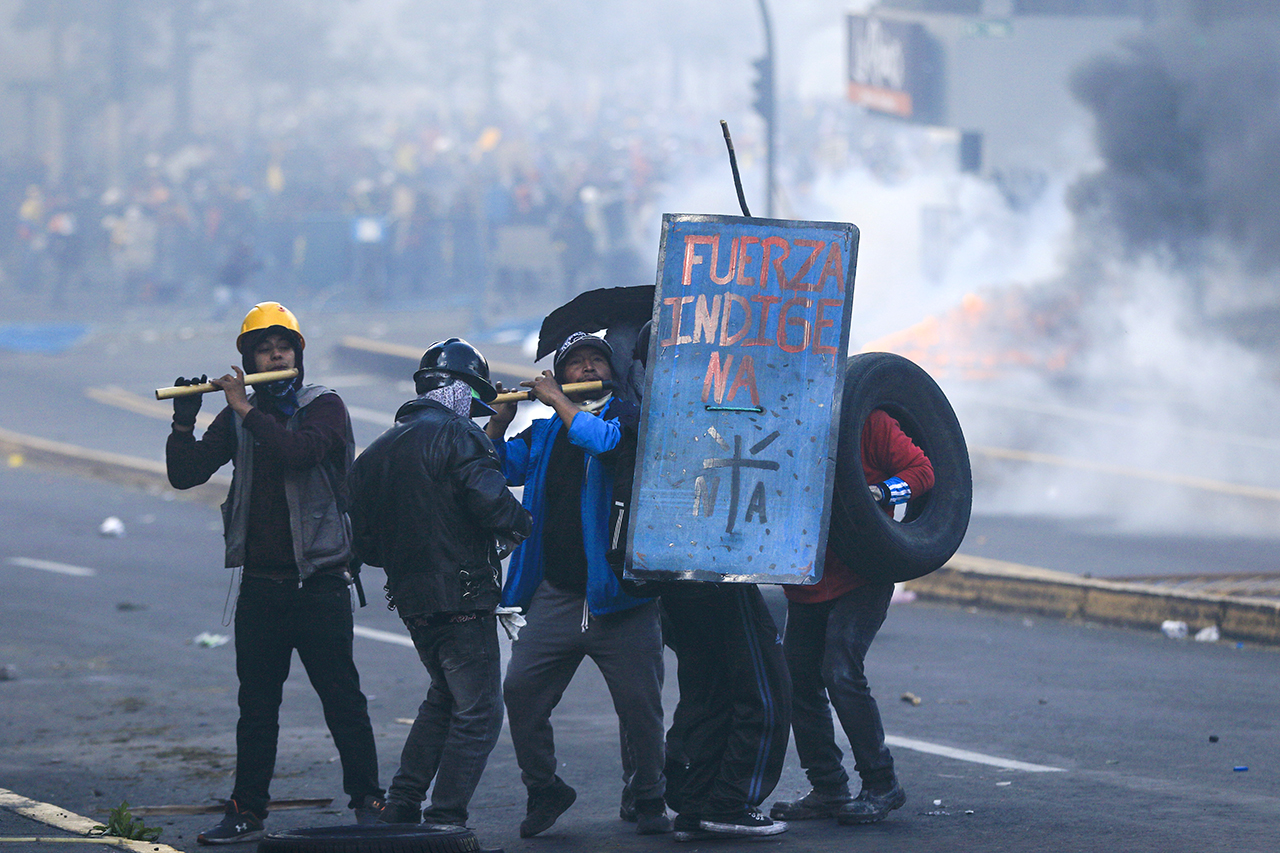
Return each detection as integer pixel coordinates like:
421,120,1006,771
485,332,670,838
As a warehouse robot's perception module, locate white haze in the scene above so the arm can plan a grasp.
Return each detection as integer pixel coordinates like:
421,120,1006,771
649,121,1280,538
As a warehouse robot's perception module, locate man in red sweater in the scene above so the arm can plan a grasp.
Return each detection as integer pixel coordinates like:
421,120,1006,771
771,409,934,826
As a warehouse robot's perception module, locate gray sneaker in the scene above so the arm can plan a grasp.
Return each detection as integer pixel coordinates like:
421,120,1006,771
375,800,423,825
634,797,672,835
770,785,853,820
835,782,907,825
520,776,577,838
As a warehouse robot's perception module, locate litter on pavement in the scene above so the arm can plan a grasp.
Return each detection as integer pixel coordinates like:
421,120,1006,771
98,516,125,537
193,632,230,648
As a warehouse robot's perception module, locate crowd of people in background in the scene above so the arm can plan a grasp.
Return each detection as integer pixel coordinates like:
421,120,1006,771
0,116,675,320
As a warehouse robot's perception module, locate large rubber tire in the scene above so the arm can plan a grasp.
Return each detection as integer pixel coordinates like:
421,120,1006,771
826,352,972,583
256,823,482,853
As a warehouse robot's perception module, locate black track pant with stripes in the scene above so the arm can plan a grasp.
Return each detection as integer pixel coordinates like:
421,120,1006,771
660,583,791,816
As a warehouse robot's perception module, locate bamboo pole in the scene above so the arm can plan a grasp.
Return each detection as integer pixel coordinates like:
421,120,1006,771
154,369,298,400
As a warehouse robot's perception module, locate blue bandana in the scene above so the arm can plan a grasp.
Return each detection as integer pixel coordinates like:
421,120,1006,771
264,379,299,416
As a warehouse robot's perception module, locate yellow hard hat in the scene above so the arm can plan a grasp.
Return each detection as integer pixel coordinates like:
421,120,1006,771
237,302,306,353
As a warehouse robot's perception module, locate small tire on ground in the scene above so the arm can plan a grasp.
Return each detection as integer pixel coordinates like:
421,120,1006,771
827,352,972,583
256,823,481,853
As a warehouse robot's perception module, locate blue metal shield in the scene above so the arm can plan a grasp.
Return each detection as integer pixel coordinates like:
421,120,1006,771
627,214,858,584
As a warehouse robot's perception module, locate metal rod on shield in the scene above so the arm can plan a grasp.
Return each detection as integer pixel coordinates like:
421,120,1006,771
720,120,753,218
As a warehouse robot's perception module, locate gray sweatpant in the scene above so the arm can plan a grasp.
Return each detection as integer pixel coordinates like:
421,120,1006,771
503,581,666,801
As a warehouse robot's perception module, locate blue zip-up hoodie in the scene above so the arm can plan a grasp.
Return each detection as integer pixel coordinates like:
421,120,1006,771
497,398,645,616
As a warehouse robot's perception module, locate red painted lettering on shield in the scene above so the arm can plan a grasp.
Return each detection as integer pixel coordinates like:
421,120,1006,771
664,229,847,380
701,352,760,406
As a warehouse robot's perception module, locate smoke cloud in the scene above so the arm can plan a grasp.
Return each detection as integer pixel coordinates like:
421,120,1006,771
642,12,1280,538
1069,16,1280,313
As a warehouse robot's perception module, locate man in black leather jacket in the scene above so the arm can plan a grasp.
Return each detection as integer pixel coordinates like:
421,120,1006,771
347,338,531,829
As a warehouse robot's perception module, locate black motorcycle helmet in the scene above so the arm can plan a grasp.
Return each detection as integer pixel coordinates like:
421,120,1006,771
414,338,497,402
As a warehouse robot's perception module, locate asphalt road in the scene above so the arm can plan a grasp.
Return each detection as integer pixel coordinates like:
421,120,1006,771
3,303,1279,851
2,463,1278,853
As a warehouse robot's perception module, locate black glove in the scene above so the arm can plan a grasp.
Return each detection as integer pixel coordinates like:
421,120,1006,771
172,375,206,427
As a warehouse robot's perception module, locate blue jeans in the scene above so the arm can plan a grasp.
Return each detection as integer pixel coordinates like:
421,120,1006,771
232,574,382,818
387,615,503,827
783,581,896,793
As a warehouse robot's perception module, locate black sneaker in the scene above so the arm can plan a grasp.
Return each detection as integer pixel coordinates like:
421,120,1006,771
354,794,386,825
673,812,714,843
197,799,264,845
835,782,907,825
699,806,788,837
375,800,423,825
634,797,672,835
519,776,577,838
770,785,852,820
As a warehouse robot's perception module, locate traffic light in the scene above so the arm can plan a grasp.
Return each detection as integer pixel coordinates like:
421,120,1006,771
752,55,773,120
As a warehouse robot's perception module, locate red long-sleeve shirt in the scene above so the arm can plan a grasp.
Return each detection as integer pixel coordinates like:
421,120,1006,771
784,409,934,603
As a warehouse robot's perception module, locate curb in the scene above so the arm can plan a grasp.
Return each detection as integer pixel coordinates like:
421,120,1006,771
6,425,1278,648
335,335,532,383
0,427,228,509
907,554,1280,647
0,787,183,853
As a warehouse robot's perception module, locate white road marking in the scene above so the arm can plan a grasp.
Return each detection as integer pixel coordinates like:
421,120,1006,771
353,624,415,647
354,626,1060,771
7,557,97,577
885,734,1064,772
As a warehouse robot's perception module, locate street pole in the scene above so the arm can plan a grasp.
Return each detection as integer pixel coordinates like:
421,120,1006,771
756,0,775,218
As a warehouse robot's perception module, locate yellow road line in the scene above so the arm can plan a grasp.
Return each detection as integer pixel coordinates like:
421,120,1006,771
69,387,1280,504
963,396,1280,453
340,335,532,378
971,444,1280,502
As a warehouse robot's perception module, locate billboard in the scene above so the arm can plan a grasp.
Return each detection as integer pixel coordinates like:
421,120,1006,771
847,15,943,124
626,214,858,585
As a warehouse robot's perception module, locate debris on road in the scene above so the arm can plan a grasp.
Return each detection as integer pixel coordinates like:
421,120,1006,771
98,516,125,537
193,632,230,648
1194,625,1220,642
901,692,923,705
1160,620,1188,639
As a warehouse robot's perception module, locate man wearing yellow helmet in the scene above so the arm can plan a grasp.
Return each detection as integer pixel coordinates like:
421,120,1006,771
166,302,384,845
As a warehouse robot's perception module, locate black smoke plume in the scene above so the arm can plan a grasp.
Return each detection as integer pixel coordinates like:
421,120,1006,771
1068,15,1280,287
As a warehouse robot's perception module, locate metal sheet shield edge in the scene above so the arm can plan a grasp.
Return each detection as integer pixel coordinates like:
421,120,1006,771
626,213,859,585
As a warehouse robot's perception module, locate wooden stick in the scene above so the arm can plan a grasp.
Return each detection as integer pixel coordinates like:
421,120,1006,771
491,380,612,405
155,369,299,400
125,797,333,816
